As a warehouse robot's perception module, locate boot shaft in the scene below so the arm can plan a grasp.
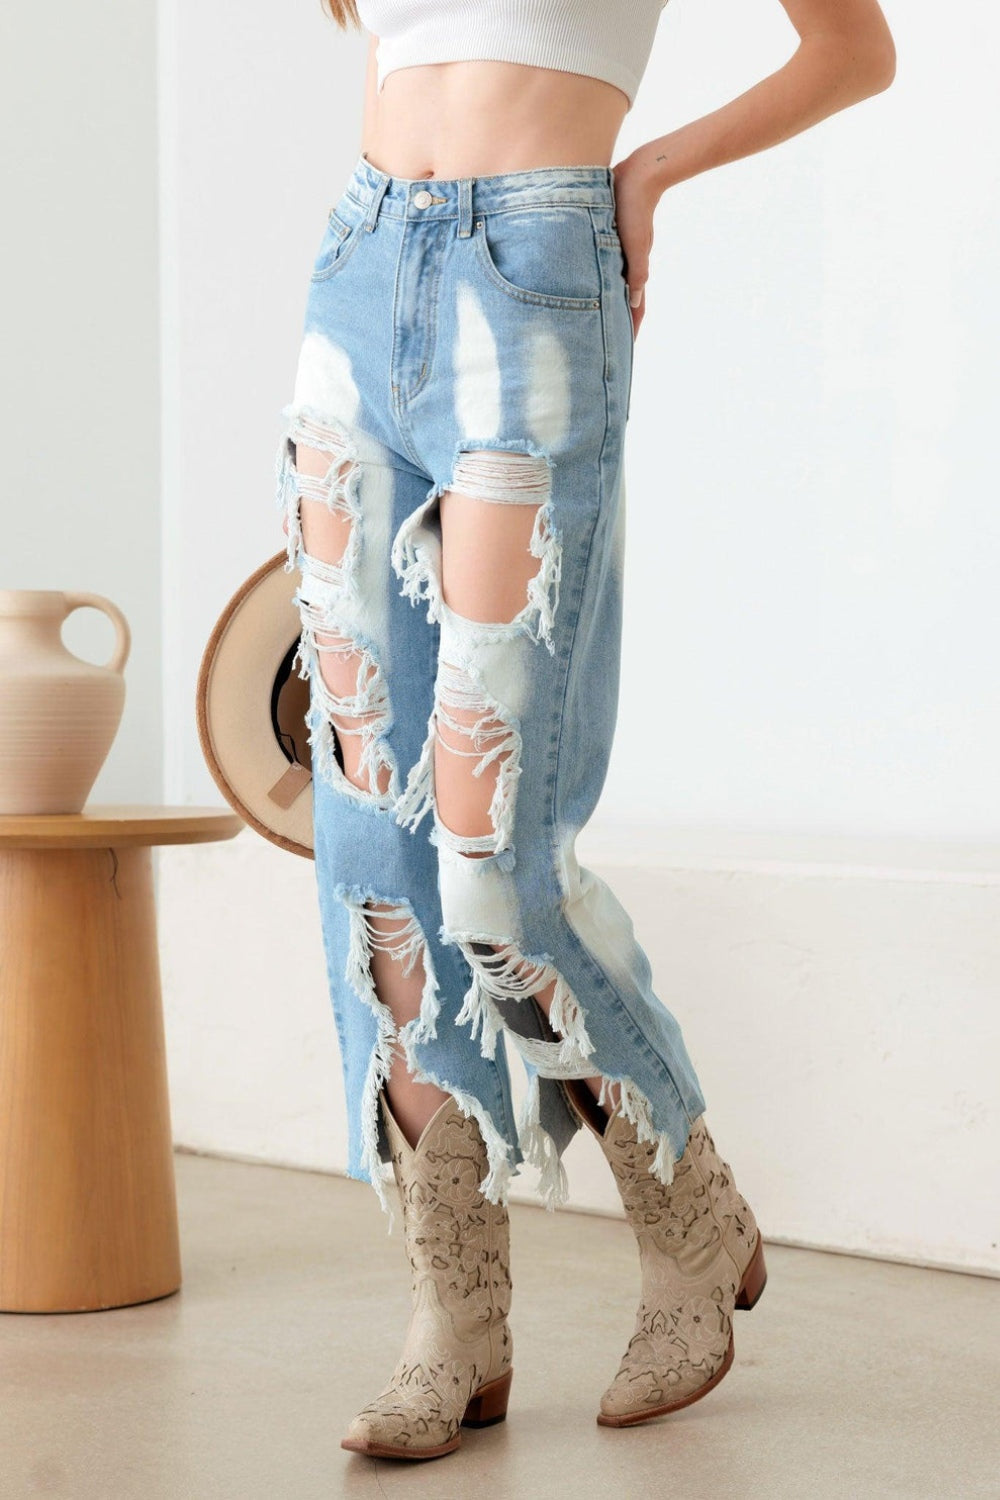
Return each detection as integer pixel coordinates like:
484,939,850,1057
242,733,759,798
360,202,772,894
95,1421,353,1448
381,1093,513,1334
605,1116,761,1278
602,1112,758,1278
561,1081,758,1280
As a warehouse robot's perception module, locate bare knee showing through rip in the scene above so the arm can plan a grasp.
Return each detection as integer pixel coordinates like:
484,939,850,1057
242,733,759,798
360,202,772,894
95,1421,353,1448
434,450,552,852
393,448,560,853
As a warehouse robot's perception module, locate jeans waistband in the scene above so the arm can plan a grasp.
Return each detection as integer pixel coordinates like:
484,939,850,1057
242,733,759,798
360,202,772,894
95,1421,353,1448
345,152,616,237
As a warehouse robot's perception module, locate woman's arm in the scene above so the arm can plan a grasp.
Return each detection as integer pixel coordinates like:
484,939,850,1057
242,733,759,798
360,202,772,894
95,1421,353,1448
615,0,897,328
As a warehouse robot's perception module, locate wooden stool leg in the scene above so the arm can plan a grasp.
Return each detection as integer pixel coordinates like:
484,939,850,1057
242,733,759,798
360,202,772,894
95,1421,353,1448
0,845,181,1311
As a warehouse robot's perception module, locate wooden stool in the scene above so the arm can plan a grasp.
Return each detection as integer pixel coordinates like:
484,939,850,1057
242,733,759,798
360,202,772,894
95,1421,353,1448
0,804,243,1312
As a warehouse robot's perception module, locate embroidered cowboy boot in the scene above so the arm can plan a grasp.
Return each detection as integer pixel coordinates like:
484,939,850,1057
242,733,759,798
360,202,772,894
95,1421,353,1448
564,1081,766,1427
340,1092,514,1460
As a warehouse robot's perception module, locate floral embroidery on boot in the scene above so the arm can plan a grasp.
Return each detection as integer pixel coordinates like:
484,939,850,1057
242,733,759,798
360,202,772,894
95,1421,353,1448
341,1095,513,1459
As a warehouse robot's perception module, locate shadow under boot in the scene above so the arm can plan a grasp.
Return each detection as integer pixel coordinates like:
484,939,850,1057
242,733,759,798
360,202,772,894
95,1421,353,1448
563,1079,766,1427
340,1092,514,1460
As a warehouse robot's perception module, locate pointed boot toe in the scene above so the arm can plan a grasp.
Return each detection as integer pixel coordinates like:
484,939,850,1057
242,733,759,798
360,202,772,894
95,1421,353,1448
340,1398,462,1460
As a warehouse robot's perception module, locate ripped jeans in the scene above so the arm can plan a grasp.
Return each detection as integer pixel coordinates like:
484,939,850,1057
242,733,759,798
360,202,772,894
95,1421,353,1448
275,152,707,1217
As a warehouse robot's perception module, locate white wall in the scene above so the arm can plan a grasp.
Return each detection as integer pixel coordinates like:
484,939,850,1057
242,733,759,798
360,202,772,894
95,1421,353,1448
614,0,1000,839
1,1,162,802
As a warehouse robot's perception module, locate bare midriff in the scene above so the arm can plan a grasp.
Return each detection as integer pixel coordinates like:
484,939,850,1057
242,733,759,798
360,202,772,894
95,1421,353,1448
359,55,630,179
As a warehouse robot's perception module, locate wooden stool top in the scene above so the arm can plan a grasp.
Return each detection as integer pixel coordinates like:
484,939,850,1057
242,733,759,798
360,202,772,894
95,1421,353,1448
0,804,245,850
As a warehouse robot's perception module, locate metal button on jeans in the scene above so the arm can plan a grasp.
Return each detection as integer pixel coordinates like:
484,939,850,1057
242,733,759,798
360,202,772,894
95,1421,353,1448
412,189,433,209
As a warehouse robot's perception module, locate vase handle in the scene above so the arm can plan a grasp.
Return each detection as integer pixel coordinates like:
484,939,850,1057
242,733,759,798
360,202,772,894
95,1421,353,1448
62,592,132,676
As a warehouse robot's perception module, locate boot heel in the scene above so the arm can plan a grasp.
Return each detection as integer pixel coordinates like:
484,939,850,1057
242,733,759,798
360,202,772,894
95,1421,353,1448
735,1233,767,1310
462,1368,513,1428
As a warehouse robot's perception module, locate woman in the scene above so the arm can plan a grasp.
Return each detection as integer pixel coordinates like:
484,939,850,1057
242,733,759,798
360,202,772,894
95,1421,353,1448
275,0,895,1461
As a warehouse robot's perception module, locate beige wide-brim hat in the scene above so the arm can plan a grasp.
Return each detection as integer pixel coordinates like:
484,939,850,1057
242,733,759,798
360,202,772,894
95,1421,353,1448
196,550,315,859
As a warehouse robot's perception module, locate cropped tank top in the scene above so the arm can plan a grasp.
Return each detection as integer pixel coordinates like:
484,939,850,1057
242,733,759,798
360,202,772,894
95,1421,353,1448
354,0,669,111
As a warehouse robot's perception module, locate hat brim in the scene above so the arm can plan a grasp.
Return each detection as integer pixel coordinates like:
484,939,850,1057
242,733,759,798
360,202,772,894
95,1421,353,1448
196,551,315,859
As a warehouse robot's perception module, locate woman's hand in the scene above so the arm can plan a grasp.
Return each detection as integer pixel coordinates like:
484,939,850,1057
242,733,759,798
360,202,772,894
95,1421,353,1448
610,156,661,340
611,0,894,341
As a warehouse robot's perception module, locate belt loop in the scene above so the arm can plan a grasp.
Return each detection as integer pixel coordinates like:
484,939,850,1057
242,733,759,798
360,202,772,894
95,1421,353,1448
457,178,474,239
364,173,390,232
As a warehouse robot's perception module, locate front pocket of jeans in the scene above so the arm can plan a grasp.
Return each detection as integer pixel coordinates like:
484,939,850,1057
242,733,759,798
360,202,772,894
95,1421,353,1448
310,207,364,282
474,211,602,311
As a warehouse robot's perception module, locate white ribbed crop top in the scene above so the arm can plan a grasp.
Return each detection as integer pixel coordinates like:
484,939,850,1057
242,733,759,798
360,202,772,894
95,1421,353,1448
354,0,669,111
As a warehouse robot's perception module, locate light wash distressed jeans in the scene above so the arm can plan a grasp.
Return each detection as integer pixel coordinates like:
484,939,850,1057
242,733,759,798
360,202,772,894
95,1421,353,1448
275,152,706,1218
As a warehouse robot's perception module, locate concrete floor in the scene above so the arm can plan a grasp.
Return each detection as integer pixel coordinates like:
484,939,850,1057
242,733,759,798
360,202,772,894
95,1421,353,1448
1,1153,997,1500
